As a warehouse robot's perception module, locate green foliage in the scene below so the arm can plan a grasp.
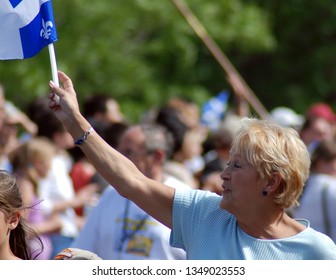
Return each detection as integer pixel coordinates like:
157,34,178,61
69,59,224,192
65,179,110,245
244,0,336,113
0,0,277,121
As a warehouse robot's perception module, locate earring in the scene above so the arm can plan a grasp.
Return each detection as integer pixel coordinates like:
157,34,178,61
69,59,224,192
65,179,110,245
262,190,268,196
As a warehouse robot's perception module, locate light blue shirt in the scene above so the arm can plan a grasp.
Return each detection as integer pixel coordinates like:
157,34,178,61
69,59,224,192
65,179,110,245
170,188,336,260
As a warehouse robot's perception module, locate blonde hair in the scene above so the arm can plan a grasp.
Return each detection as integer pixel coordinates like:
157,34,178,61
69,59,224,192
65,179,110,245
26,137,56,164
231,118,310,208
10,137,56,186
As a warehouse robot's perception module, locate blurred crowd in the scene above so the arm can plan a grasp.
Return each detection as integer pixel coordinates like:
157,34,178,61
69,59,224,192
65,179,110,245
0,80,336,259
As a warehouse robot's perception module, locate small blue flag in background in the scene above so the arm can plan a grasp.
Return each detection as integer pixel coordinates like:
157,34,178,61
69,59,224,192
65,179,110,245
0,0,57,59
201,90,230,132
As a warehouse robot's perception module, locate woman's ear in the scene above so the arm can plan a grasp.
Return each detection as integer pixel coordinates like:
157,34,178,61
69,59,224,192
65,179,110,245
265,172,282,194
8,211,20,230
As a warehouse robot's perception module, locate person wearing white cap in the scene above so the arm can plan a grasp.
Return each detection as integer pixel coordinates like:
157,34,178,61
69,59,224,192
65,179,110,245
270,106,304,130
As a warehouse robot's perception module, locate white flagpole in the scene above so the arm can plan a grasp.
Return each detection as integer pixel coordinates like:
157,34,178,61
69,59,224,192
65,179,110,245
48,43,59,86
48,43,60,103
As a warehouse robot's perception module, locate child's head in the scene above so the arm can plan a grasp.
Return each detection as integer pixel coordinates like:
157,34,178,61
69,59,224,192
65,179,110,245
11,137,56,179
0,170,22,223
0,170,35,259
25,137,56,178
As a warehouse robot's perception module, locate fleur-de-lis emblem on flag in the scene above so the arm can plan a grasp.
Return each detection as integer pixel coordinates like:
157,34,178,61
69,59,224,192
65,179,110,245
40,18,53,39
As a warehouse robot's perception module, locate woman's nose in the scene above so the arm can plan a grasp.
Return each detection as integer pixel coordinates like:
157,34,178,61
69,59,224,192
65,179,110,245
220,167,230,180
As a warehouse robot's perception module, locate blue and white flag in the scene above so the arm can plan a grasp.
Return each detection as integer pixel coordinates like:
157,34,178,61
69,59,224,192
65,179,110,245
0,0,57,59
201,90,230,132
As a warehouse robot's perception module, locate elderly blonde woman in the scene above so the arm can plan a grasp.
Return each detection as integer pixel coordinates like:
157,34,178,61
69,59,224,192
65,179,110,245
48,71,336,260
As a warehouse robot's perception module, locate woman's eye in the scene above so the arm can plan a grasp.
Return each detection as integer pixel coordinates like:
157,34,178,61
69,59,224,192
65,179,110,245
226,161,240,168
234,162,241,168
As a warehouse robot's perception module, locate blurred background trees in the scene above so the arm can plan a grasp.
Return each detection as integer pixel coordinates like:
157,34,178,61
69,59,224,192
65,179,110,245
1,0,335,121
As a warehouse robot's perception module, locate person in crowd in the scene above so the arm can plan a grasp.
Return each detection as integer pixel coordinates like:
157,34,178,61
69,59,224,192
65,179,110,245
200,114,242,195
305,102,336,125
83,94,124,135
68,122,129,217
155,106,200,188
200,125,235,195
0,84,38,172
0,84,12,172
0,170,43,260
290,140,336,242
48,71,336,259
300,102,336,153
68,94,127,216
27,97,97,259
9,137,62,259
199,170,223,195
0,84,6,127
166,96,207,135
1,101,38,154
165,97,207,178
270,106,304,131
71,124,188,259
299,116,334,154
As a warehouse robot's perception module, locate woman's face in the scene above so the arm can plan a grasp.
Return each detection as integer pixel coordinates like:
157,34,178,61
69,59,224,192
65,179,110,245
219,153,264,216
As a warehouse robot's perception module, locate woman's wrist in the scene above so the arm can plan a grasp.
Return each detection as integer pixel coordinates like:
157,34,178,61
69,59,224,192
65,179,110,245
74,127,94,146
64,113,92,141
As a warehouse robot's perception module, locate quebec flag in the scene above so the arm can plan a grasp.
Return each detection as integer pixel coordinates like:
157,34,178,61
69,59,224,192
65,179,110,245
0,0,57,59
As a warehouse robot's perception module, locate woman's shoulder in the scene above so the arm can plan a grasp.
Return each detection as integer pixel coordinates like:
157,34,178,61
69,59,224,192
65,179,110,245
175,187,221,201
174,188,223,217
301,227,336,259
295,219,336,247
